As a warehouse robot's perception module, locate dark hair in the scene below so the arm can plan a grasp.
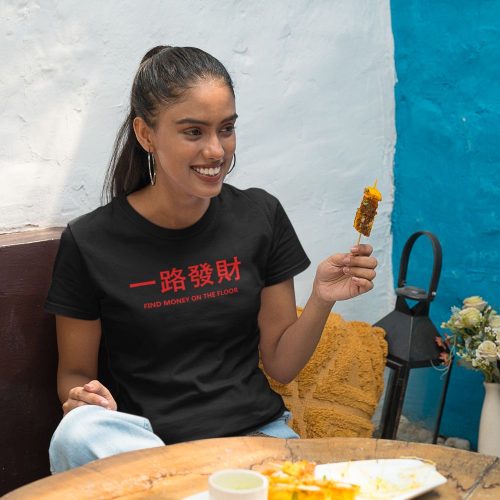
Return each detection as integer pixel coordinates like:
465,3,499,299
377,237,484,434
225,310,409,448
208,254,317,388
102,46,234,201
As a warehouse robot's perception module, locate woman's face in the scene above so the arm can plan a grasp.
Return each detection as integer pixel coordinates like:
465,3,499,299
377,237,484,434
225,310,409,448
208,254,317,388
139,78,237,203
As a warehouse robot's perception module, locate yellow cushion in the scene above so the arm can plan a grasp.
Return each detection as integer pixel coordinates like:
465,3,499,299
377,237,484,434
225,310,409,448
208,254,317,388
262,308,387,438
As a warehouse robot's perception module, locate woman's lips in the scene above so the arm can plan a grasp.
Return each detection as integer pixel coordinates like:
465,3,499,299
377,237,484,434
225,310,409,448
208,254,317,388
191,165,222,177
190,164,224,182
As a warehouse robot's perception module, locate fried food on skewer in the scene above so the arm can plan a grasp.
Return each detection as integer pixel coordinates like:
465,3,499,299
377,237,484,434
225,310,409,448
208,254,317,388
353,180,382,244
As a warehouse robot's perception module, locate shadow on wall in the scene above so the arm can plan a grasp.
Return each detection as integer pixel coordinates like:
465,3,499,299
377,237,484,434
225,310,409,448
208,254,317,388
1,3,112,229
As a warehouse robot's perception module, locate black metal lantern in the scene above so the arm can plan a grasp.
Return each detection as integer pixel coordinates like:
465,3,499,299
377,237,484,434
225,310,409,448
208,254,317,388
374,231,452,443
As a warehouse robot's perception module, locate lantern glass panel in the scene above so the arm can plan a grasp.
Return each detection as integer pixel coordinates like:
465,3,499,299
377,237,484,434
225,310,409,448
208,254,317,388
373,365,446,442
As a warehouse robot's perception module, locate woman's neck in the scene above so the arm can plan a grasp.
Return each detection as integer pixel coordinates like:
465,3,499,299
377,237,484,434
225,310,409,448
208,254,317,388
127,184,211,229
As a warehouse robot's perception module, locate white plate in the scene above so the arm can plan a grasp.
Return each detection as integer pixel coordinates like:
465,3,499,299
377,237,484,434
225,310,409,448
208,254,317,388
182,493,209,500
184,459,447,500
315,459,447,499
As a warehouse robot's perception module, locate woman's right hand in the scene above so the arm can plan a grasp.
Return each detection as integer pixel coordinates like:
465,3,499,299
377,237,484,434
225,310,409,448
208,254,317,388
62,379,117,416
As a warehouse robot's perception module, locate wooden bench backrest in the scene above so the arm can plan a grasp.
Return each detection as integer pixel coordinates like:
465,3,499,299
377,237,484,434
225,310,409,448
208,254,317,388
0,228,64,495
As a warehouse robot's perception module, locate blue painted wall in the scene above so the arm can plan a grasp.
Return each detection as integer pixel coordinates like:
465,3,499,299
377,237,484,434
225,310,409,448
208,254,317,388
390,0,500,448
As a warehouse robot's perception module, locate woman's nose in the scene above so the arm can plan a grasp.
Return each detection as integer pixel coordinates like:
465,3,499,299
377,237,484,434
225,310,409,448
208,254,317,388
204,134,224,160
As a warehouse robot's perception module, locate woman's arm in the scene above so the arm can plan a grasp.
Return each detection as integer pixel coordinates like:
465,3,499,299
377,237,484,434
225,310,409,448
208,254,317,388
56,315,116,414
258,244,377,384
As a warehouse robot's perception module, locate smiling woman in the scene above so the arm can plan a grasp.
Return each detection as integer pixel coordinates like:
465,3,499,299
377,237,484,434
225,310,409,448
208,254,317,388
129,79,238,229
44,45,378,474
104,46,238,229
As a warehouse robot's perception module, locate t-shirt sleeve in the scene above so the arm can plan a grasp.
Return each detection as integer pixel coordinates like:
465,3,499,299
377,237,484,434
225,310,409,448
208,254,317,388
45,226,100,320
264,201,310,286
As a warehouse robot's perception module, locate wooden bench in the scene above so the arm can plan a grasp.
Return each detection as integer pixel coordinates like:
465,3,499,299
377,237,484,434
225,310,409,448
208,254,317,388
0,228,64,495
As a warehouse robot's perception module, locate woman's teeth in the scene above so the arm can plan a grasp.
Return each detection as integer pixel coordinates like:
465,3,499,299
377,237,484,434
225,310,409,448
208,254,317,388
192,166,221,177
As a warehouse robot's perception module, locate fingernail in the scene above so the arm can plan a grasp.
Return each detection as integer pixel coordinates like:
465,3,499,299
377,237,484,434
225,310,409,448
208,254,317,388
101,399,109,407
352,276,361,283
350,246,358,253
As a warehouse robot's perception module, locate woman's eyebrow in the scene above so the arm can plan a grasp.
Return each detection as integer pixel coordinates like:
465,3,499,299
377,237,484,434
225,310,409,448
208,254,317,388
175,113,238,125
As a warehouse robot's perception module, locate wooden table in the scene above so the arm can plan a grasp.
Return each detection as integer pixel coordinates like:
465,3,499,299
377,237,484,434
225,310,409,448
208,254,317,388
4,437,500,499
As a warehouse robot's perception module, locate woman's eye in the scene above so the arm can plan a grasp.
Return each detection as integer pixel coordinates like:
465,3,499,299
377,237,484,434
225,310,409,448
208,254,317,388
221,124,235,134
185,128,202,136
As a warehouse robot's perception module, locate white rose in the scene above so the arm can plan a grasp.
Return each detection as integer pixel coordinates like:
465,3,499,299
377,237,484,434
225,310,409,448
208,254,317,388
476,340,498,363
459,307,482,328
489,314,500,329
463,296,488,311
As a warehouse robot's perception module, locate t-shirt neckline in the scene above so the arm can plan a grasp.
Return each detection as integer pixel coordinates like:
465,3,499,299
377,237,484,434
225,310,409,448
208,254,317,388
115,193,219,240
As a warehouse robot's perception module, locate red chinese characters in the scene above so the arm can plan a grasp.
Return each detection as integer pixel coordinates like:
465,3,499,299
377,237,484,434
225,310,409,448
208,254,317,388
188,263,215,288
130,257,241,294
160,268,186,293
216,256,241,283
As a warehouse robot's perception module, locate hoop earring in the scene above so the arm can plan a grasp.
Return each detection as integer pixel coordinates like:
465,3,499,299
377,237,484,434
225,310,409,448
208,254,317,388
148,151,157,186
227,153,236,175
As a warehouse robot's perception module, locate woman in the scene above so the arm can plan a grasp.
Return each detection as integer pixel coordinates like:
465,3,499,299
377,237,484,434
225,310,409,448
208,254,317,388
46,46,377,473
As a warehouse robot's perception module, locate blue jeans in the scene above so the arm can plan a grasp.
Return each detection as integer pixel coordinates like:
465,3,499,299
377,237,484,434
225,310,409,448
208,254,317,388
49,405,298,473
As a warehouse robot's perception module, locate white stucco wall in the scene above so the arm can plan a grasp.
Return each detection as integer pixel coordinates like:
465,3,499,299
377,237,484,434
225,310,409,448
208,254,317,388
1,0,396,322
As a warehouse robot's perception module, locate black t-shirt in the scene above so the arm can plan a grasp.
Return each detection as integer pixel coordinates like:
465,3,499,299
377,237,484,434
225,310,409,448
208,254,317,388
46,184,310,444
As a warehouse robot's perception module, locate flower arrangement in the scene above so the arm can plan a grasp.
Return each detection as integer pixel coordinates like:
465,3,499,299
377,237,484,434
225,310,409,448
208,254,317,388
440,296,500,383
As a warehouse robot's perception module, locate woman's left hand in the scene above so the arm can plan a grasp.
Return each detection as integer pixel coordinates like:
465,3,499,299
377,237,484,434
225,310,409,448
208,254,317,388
313,244,377,303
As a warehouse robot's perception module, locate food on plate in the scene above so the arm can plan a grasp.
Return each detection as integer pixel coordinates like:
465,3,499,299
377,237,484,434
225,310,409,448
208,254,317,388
262,460,359,499
353,180,382,238
314,458,448,499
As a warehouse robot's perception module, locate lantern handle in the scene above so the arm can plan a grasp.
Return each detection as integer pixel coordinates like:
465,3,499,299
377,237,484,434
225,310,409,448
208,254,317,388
396,231,442,302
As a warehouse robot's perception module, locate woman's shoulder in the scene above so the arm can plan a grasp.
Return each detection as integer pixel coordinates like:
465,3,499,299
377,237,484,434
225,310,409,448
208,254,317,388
221,183,281,214
67,198,118,236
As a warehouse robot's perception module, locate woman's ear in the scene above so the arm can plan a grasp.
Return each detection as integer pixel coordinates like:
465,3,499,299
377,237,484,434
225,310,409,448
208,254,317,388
133,117,154,152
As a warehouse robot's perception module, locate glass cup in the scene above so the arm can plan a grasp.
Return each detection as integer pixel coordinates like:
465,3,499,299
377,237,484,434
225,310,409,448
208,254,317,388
208,469,268,500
